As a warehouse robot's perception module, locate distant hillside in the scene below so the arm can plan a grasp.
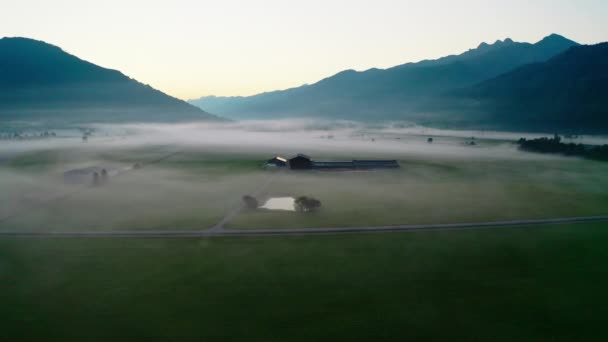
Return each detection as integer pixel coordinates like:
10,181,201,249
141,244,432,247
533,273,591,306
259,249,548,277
438,43,608,132
0,37,220,123
190,34,578,123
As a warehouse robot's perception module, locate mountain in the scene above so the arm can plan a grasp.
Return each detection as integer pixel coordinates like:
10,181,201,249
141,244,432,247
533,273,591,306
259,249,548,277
0,37,220,123
190,34,579,122
440,42,608,132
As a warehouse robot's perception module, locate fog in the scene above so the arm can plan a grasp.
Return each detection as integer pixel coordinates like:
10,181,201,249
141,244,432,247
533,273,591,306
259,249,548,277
2,119,607,232
5,119,597,161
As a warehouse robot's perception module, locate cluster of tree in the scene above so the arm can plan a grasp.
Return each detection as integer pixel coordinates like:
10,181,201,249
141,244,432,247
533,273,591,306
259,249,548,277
80,128,94,142
242,195,259,209
92,169,109,186
294,196,322,213
518,135,608,161
0,131,56,140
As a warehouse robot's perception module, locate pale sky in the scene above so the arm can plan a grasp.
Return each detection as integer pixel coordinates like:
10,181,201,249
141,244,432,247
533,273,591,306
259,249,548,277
3,0,608,100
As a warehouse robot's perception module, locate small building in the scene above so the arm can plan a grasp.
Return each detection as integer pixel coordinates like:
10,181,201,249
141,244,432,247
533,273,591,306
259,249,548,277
266,156,288,167
63,166,118,185
63,167,105,185
288,154,313,170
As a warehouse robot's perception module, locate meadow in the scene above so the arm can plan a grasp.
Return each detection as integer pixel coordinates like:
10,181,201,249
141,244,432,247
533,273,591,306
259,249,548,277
1,222,608,341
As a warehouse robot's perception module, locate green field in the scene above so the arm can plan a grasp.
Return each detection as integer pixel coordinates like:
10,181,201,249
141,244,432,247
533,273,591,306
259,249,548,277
1,222,608,341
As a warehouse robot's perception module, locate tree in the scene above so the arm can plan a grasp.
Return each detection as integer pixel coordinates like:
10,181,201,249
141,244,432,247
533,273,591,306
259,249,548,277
295,196,322,212
242,195,259,209
92,172,100,186
101,169,108,183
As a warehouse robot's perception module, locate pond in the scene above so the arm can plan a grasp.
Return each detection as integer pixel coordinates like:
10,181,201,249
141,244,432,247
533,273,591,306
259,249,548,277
260,197,296,211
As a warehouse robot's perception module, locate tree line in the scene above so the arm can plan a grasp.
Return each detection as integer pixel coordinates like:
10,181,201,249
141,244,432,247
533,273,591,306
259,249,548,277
517,135,608,161
0,131,57,140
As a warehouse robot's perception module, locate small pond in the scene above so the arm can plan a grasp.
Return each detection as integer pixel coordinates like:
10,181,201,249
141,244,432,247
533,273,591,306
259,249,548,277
260,197,296,211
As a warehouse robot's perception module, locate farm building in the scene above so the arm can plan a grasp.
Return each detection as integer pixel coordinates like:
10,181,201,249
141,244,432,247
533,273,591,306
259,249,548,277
352,160,400,169
266,156,288,167
283,154,399,170
288,154,313,170
312,161,357,170
63,166,118,185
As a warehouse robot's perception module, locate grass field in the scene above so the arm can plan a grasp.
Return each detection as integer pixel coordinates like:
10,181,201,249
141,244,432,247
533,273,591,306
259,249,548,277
1,222,608,341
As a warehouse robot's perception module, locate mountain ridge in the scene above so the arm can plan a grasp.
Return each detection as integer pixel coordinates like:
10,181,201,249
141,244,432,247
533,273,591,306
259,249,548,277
189,34,579,123
437,42,608,132
0,37,221,124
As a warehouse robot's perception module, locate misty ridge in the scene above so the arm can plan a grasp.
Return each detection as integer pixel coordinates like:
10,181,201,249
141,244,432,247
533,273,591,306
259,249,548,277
189,35,608,133
2,35,608,134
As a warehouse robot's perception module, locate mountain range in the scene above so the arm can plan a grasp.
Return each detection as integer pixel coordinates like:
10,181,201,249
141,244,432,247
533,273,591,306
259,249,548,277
190,34,608,132
2,35,606,132
0,37,219,124
444,42,608,132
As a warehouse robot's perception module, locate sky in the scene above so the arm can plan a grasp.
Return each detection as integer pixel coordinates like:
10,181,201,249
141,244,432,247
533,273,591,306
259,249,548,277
2,0,608,100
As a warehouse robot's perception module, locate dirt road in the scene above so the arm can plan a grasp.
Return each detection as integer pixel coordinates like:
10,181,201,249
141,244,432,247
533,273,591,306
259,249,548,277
1,215,606,238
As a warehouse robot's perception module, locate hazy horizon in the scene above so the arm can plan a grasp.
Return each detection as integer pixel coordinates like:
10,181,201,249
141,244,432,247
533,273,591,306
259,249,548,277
3,0,608,100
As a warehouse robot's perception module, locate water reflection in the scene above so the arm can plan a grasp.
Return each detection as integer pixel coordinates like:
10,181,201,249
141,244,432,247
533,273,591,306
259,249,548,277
260,197,295,211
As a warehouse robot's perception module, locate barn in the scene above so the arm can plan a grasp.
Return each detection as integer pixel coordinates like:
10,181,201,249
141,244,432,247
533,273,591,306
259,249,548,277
282,154,400,171
267,156,288,167
312,161,356,170
353,160,400,169
63,167,105,185
288,154,313,170
63,166,118,185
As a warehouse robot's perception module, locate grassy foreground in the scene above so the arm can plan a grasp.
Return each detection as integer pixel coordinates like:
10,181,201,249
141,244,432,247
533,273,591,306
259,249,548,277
1,222,608,341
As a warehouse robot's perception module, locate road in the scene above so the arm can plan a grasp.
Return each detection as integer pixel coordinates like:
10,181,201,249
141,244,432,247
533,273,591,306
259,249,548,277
1,215,607,238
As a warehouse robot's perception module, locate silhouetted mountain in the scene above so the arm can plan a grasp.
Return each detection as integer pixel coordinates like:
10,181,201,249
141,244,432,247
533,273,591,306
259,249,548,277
190,34,578,123
441,42,608,132
0,37,220,123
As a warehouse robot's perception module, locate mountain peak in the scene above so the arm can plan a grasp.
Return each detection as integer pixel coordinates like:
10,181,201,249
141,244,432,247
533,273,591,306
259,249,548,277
0,36,61,49
537,33,578,46
477,38,515,50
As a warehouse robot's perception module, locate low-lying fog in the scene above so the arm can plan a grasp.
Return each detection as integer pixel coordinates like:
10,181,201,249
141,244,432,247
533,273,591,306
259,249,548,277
2,119,608,231
4,119,606,160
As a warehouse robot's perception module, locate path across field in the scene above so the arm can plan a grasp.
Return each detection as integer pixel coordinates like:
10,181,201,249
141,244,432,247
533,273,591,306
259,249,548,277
1,215,607,238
